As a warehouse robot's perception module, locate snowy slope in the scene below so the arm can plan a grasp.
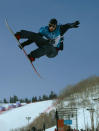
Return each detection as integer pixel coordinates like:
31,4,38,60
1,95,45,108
0,99,98,131
0,100,54,131
46,126,56,131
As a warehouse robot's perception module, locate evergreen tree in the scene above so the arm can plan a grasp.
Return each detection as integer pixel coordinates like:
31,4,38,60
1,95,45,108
34,96,37,102
13,95,18,103
38,96,42,101
10,95,19,103
42,94,49,100
49,91,57,99
19,98,25,103
32,96,37,102
25,98,31,103
3,98,8,103
32,97,35,102
10,96,14,103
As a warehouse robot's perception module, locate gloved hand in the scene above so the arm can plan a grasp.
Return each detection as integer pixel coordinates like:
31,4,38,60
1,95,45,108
72,21,80,28
59,42,63,50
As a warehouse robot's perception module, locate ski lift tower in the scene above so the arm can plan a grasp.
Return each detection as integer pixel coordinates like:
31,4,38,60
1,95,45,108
87,108,95,131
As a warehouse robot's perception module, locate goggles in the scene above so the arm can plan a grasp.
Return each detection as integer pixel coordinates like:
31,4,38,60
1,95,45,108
49,24,56,28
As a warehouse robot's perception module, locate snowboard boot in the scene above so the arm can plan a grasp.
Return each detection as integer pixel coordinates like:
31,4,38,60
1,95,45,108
15,32,21,40
28,54,35,62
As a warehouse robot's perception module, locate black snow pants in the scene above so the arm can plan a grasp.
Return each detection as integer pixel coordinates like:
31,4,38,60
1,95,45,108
18,30,58,59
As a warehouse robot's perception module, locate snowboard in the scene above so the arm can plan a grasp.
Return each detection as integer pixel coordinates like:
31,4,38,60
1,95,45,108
5,18,41,78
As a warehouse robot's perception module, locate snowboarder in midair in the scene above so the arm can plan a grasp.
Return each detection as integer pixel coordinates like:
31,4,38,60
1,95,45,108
15,18,80,62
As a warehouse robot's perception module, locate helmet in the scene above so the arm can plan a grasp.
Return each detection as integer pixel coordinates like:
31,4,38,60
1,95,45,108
49,18,57,25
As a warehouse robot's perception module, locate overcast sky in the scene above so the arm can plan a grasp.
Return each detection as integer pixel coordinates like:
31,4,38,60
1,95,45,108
0,0,99,100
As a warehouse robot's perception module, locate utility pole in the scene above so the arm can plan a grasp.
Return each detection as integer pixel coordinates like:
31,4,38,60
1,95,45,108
87,108,95,131
26,116,31,125
76,109,78,130
55,109,59,131
83,108,86,130
93,98,99,130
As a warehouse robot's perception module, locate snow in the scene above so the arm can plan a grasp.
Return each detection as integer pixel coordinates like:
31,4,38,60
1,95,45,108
0,99,98,131
77,108,91,130
0,100,54,131
46,126,56,131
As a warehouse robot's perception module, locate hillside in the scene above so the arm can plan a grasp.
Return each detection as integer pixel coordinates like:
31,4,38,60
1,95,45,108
24,76,99,131
58,76,99,107
0,100,54,131
0,76,98,131
55,76,99,130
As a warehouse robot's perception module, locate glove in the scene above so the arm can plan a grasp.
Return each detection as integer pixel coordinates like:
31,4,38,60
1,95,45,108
59,42,63,50
72,21,80,28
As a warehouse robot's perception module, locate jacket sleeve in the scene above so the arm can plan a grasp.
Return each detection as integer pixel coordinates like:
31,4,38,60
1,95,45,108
60,21,80,35
39,27,45,37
